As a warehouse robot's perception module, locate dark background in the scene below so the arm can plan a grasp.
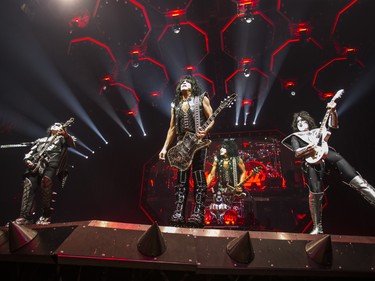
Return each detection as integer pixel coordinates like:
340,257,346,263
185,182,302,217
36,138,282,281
0,0,374,236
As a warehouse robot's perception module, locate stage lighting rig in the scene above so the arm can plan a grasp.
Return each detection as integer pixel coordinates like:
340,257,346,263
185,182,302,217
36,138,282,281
236,1,257,24
244,4,255,24
172,23,181,34
241,58,252,78
165,9,186,35
100,75,112,94
283,80,297,97
131,51,140,68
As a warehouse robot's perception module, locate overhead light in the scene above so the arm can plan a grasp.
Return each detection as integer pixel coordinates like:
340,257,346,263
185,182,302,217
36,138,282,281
296,24,311,44
184,65,195,75
131,60,139,68
101,76,112,93
242,99,252,106
172,23,181,34
244,4,254,24
344,47,358,66
166,10,185,34
243,62,251,78
131,51,140,68
284,81,297,96
243,67,251,77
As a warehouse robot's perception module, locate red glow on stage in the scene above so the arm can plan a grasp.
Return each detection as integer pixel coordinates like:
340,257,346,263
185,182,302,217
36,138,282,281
224,209,238,225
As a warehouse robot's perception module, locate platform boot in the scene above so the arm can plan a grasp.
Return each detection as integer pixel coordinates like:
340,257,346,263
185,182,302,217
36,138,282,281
309,191,324,234
348,174,375,207
169,171,189,227
14,178,35,225
36,176,53,225
187,170,207,228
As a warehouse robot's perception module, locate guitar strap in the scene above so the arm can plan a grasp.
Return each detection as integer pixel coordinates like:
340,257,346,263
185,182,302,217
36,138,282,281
33,135,55,161
194,95,200,133
232,157,238,186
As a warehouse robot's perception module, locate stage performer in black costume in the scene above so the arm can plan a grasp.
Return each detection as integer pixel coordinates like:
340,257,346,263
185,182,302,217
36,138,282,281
159,75,213,228
12,119,75,225
206,139,247,202
282,91,375,234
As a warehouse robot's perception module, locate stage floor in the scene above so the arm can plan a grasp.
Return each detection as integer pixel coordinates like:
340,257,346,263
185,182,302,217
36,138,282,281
1,220,374,280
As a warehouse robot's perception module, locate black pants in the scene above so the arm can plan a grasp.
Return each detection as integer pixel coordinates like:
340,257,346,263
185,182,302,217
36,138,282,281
303,149,357,193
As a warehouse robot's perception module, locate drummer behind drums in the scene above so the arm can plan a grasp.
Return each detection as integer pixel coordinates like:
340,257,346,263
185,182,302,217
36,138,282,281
208,190,230,224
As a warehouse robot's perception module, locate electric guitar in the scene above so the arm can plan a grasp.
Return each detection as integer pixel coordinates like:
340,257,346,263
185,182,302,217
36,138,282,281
30,117,74,174
226,165,263,195
167,93,237,171
305,89,344,164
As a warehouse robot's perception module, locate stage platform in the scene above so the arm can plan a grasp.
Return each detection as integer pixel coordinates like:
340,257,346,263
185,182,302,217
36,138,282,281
0,220,374,281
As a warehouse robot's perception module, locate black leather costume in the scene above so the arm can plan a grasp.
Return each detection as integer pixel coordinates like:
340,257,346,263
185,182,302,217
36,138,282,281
16,126,75,225
170,93,209,228
214,155,242,192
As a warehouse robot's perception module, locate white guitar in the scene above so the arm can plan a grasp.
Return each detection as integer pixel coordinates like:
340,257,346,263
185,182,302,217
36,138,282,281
305,89,344,164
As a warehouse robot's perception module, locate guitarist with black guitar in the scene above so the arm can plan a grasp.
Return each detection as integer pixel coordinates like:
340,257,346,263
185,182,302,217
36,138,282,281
159,75,214,228
282,89,375,234
10,119,76,226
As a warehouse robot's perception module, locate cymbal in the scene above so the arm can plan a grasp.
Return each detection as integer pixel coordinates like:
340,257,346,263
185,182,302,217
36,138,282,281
255,142,275,148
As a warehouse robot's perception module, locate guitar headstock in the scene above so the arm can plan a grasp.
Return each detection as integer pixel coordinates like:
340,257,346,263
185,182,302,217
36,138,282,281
63,117,75,128
220,93,237,108
252,166,263,175
332,89,344,102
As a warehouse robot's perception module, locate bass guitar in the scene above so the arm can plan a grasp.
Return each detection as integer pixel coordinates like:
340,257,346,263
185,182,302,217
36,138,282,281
305,89,344,164
30,117,74,174
167,93,237,171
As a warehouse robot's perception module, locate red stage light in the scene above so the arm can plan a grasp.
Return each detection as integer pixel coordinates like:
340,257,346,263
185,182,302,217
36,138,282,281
204,209,213,225
224,209,238,225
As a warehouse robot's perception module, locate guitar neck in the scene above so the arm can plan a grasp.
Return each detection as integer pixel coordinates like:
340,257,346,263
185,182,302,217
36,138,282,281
318,90,343,136
318,110,330,136
228,168,261,190
200,105,224,132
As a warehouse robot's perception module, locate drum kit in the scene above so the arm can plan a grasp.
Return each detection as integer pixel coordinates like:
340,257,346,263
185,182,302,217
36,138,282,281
204,138,283,226
206,189,246,226
238,139,282,190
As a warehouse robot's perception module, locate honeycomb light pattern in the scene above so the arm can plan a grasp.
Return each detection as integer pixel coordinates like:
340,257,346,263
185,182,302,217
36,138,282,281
7,0,375,233
62,0,375,229
61,0,373,111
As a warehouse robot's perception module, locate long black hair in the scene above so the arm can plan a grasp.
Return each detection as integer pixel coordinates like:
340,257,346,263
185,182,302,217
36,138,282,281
173,75,203,105
291,111,318,132
216,138,239,160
